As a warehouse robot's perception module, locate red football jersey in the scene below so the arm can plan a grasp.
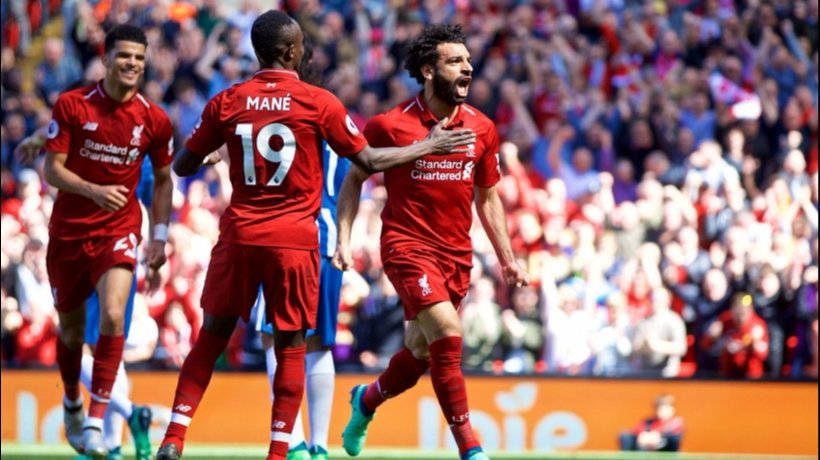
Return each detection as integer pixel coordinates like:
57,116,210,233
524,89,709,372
44,83,174,240
185,69,367,248
365,95,501,263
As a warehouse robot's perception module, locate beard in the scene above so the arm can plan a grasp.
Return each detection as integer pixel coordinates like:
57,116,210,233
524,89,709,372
432,70,467,106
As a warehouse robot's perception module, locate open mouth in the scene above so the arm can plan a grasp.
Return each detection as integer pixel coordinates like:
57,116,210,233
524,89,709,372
455,77,472,97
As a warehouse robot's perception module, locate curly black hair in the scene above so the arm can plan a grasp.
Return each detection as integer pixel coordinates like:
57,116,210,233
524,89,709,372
251,10,299,67
405,24,467,85
104,24,147,53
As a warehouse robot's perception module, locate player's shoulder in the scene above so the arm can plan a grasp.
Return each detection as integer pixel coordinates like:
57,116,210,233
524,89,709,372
133,92,171,122
460,103,494,129
369,98,417,127
56,84,99,104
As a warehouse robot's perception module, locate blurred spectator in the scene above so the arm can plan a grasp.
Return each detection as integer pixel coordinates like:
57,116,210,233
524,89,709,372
500,285,544,373
35,38,82,107
461,277,502,372
619,394,685,452
631,288,687,378
704,293,770,379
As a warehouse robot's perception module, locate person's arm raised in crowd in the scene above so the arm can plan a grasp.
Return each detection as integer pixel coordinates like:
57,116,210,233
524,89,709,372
475,185,529,288
13,124,49,164
194,22,227,81
500,79,540,151
332,164,371,271
547,125,575,174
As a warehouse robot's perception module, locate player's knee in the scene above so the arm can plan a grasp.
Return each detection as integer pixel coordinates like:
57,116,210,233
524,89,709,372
60,330,85,350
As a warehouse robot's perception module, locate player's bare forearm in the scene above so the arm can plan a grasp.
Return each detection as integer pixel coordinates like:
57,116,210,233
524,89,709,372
151,164,173,229
354,118,476,172
334,165,370,270
476,186,516,267
173,147,205,177
477,186,528,286
43,152,101,199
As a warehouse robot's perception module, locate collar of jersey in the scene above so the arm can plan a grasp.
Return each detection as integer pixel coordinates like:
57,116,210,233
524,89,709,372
414,92,466,128
253,68,300,80
95,81,140,104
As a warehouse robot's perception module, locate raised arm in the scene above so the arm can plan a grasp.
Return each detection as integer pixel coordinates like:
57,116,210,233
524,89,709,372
44,152,128,212
475,185,528,287
333,164,372,271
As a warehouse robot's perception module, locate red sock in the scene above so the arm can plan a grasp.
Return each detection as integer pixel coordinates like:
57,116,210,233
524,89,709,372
269,345,306,458
363,347,429,413
429,336,480,456
56,338,83,402
87,334,125,421
162,329,229,452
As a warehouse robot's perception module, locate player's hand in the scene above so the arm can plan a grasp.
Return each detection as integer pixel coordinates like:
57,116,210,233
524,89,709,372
202,151,222,165
14,134,46,164
90,184,129,212
502,262,529,288
333,243,353,271
145,239,167,271
427,117,476,155
145,266,163,294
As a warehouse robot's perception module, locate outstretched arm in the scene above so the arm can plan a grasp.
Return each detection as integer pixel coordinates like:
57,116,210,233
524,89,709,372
333,164,372,270
352,117,476,173
172,146,221,177
476,185,528,287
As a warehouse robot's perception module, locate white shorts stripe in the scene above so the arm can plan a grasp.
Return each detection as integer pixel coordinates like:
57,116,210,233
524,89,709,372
171,413,192,427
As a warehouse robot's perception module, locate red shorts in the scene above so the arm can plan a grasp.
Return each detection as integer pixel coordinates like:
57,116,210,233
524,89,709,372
200,241,319,331
382,245,471,320
46,234,139,313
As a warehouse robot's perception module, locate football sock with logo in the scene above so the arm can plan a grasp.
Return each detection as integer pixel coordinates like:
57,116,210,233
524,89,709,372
86,334,125,426
429,336,480,456
163,329,229,452
81,355,134,419
266,342,307,449
269,344,307,457
362,347,430,415
57,337,83,402
306,349,334,450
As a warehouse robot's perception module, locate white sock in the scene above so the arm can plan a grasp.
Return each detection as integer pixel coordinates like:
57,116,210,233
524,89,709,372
306,350,335,451
265,344,277,401
103,406,124,450
81,355,133,420
266,342,306,449
108,362,133,420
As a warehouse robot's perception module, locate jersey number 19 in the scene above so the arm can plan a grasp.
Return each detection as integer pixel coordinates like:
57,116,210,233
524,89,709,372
235,122,296,186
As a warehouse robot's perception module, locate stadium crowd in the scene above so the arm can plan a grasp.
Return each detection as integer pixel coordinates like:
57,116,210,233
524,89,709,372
1,0,817,380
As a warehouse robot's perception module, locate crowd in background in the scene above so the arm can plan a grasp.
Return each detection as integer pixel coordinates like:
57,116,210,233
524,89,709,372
1,0,817,380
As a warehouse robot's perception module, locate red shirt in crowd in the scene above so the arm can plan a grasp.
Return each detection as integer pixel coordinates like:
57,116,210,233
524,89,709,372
364,95,501,265
717,309,770,378
185,69,367,249
44,83,174,240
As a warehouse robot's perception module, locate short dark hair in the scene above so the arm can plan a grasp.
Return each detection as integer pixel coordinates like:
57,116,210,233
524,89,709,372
104,24,148,53
405,24,467,84
251,10,298,67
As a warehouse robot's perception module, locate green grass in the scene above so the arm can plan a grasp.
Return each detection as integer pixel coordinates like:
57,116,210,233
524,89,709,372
0,444,815,460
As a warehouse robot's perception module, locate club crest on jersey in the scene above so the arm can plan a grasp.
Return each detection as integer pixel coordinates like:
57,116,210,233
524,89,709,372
130,125,144,146
419,274,433,297
465,143,476,158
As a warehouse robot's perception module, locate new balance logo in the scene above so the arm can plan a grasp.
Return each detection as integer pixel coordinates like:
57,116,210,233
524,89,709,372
419,274,433,297
83,122,98,131
272,420,286,430
174,404,192,413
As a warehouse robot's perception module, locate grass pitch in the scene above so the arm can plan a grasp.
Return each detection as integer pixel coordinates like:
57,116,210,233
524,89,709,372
0,444,815,460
